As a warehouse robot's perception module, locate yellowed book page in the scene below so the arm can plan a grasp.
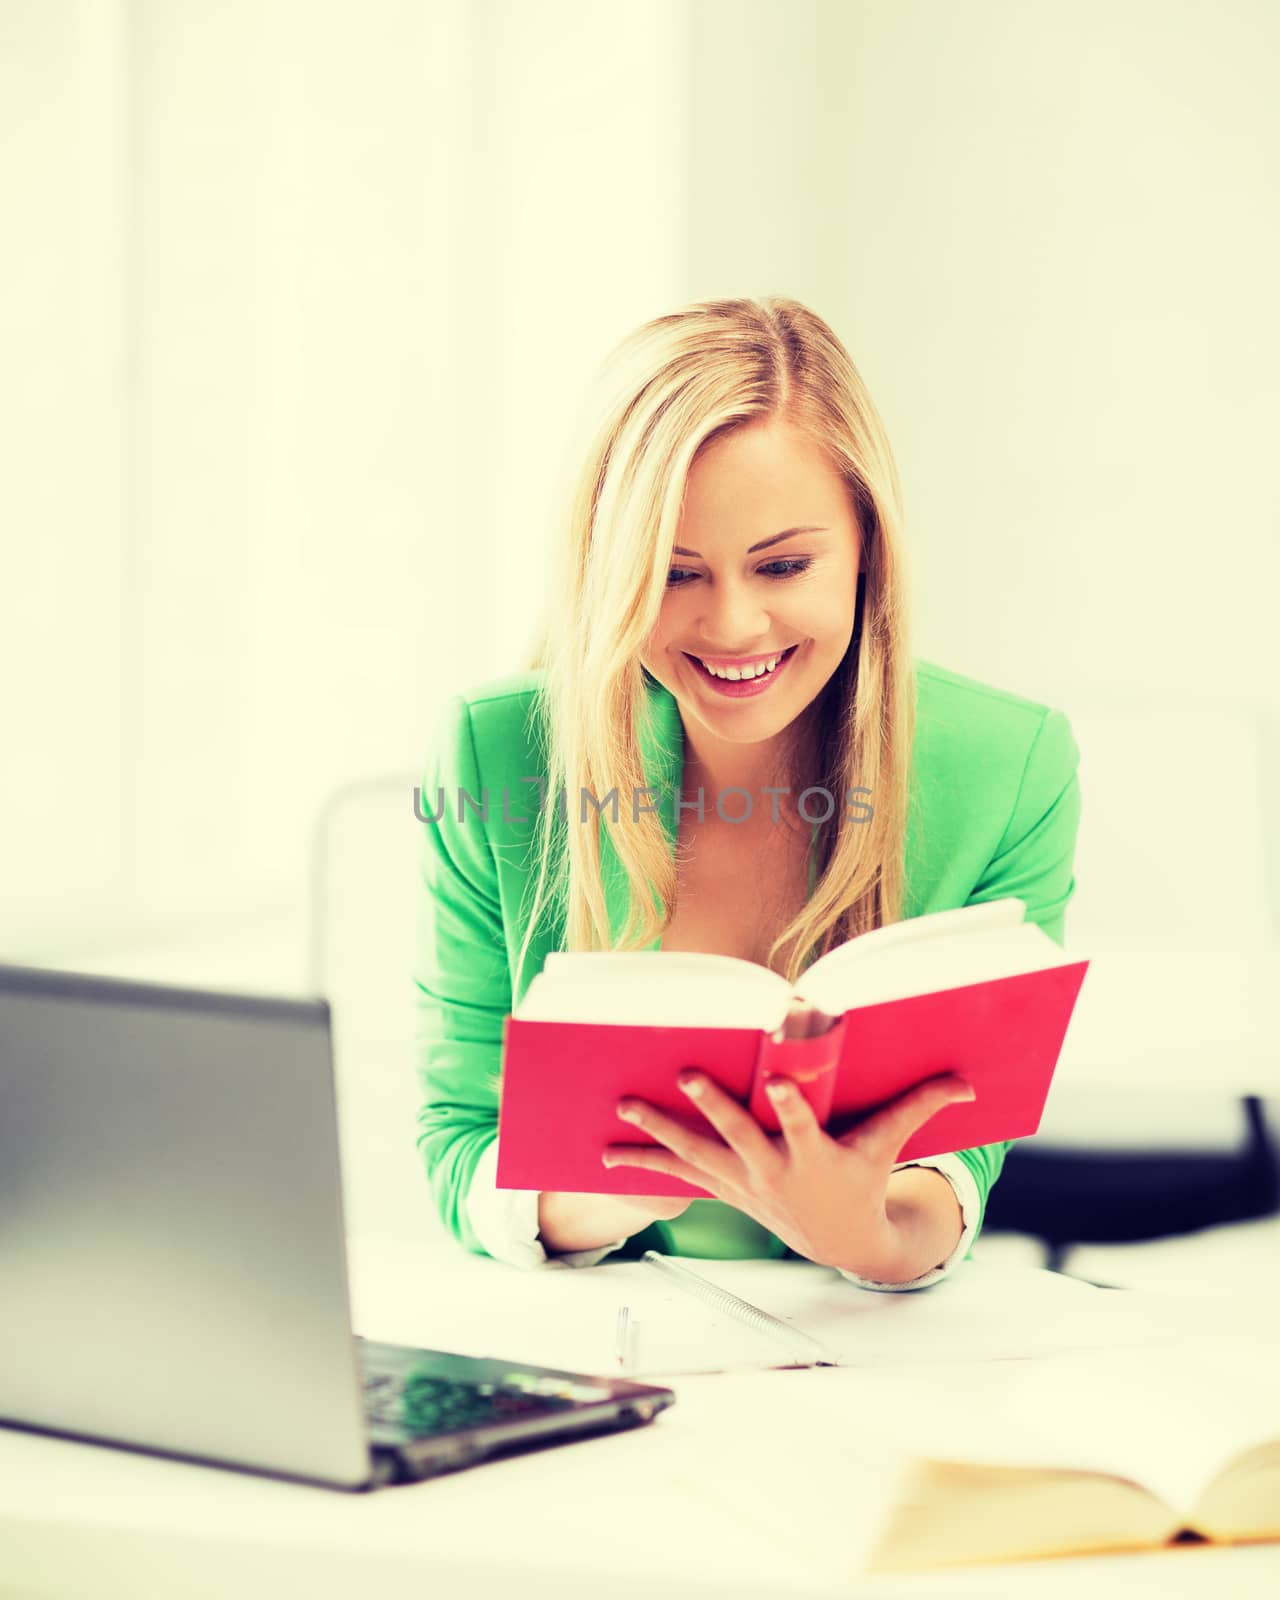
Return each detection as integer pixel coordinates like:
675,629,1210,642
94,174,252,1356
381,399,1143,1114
652,1373,1178,1580
661,1336,1280,1576
810,1334,1280,1518
868,1459,1181,1572
1194,1441,1280,1542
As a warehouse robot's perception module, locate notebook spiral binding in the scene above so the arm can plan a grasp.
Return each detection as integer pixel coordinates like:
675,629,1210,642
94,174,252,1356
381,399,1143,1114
641,1250,838,1367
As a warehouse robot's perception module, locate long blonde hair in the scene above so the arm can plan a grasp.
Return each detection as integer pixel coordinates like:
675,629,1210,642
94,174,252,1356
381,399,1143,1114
510,296,916,1048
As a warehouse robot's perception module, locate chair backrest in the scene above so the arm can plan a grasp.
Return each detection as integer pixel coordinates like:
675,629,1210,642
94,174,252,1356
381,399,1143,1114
306,771,448,1248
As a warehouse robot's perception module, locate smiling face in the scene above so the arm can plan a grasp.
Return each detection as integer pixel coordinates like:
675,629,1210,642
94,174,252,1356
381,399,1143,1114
640,418,862,767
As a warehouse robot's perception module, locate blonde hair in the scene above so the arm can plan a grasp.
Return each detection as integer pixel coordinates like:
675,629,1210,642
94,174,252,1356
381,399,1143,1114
505,296,916,1084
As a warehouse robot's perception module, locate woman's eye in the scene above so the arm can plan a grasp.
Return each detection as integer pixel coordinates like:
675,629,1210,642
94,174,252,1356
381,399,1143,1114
664,557,813,589
758,558,813,579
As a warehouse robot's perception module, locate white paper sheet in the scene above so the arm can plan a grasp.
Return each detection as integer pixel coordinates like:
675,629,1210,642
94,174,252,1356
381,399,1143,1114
349,1244,1196,1381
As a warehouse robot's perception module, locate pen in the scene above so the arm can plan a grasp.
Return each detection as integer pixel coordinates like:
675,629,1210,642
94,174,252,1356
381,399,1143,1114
616,1304,629,1369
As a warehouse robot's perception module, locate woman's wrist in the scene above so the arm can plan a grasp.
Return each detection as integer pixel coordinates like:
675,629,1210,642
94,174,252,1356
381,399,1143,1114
539,1189,690,1254
834,1166,965,1283
537,1191,638,1254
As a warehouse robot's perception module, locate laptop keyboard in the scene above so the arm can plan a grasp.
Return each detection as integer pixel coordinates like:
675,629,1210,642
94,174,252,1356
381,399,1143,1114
362,1370,564,1434
360,1360,619,1437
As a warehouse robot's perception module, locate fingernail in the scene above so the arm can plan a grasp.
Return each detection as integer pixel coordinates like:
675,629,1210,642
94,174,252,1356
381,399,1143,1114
767,1078,790,1098
679,1074,702,1095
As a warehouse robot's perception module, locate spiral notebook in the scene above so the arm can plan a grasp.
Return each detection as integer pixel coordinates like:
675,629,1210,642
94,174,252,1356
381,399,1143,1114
631,1251,842,1370
609,1253,1181,1379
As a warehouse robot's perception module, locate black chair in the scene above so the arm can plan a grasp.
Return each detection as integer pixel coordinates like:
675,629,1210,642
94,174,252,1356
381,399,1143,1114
982,1096,1280,1273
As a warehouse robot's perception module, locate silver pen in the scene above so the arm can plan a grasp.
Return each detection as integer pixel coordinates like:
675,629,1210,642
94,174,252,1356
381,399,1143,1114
616,1305,642,1371
616,1304,629,1369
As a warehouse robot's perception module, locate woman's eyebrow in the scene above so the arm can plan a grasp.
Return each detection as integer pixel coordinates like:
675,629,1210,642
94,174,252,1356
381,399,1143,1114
672,525,830,558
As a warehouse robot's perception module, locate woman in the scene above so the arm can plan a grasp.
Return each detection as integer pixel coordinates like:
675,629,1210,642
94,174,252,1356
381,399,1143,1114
414,296,1081,1289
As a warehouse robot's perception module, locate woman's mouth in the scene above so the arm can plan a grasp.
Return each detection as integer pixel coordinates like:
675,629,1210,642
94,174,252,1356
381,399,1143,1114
684,644,800,698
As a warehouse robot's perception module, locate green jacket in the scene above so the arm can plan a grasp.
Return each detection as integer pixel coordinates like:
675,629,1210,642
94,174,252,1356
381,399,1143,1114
413,658,1081,1265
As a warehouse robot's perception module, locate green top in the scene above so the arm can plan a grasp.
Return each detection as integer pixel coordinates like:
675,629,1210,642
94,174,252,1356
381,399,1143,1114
413,658,1082,1265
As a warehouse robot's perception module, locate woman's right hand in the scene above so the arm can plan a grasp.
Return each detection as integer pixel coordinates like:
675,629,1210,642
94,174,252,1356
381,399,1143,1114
537,1190,693,1255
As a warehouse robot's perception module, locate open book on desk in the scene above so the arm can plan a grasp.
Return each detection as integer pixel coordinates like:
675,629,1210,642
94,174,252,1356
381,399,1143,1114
671,1334,1280,1573
496,896,1090,1194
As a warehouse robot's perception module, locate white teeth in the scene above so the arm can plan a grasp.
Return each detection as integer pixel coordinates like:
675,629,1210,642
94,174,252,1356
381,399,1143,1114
697,650,787,681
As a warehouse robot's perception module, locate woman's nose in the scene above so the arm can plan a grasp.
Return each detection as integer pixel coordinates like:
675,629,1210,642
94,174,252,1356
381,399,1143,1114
695,577,771,647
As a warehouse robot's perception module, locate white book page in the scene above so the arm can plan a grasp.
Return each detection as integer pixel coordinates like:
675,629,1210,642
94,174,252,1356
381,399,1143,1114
515,950,794,1029
797,908,1075,1016
805,896,1029,977
666,1335,1280,1572
514,899,1053,1025
828,1333,1280,1517
538,948,781,985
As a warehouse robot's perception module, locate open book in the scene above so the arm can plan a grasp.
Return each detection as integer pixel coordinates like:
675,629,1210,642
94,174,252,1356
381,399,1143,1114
496,897,1090,1194
672,1333,1280,1572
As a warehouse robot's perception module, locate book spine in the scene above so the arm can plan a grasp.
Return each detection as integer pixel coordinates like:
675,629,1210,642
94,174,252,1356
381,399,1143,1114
748,1016,845,1131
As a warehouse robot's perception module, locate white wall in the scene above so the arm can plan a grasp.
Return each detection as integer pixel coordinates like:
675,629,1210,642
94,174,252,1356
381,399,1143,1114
818,0,1279,717
1,0,689,963
3,0,1275,971
458,0,691,674
1,0,131,940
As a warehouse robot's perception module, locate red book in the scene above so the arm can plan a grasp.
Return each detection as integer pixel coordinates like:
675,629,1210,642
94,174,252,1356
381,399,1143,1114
495,897,1090,1197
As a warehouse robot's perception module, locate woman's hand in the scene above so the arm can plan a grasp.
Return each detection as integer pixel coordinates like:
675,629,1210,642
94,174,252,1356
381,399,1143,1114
537,1190,692,1256
602,1070,974,1279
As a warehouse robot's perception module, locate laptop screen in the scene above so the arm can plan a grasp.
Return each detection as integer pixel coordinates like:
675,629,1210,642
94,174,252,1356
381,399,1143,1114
0,963,372,1488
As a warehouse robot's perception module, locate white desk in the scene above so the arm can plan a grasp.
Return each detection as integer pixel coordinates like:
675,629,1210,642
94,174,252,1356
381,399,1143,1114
4,1419,1279,1600
3,1241,1279,1598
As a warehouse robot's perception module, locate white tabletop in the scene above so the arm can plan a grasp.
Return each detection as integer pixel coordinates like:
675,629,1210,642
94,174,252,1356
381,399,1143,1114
4,1240,1279,1599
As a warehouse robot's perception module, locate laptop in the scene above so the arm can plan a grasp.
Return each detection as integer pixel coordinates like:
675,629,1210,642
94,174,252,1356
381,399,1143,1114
0,960,676,1490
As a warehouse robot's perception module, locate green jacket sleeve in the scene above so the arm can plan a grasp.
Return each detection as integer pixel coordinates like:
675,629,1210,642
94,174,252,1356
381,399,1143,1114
953,706,1083,1235
413,694,510,1254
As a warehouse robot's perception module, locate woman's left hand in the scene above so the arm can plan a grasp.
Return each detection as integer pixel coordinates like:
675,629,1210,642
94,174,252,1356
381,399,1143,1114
602,1069,974,1279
